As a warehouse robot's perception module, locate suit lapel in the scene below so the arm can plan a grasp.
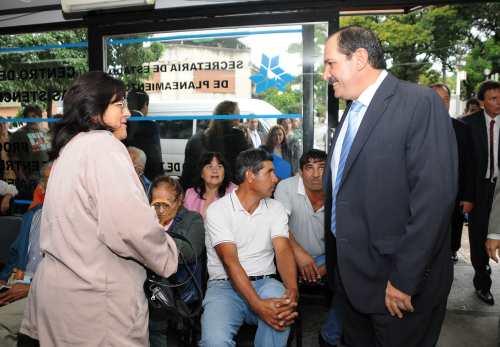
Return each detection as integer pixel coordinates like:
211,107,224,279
339,73,398,189
477,111,488,160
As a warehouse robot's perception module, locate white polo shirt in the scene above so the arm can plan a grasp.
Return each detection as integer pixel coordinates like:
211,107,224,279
205,191,289,280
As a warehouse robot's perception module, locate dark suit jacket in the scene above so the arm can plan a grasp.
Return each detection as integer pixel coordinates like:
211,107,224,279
324,73,457,314
452,118,475,203
124,111,164,180
463,110,494,204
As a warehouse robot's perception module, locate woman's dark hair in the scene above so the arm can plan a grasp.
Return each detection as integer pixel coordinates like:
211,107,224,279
204,100,241,151
50,71,126,159
148,175,184,203
263,125,290,157
193,152,231,199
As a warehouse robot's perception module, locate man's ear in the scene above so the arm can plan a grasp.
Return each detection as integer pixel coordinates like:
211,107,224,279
354,48,369,70
245,169,254,183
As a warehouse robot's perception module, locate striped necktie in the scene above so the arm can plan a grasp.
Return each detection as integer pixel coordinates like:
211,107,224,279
331,100,364,236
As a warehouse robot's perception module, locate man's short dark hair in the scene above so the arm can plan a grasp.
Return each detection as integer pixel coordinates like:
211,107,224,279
477,80,500,101
127,89,149,111
234,148,273,185
465,97,480,110
299,149,327,171
430,83,451,97
334,26,386,70
22,104,42,118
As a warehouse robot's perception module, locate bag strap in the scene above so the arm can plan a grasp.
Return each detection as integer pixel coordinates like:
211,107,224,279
153,230,204,318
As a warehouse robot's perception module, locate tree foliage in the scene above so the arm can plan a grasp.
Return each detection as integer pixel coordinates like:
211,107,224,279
106,40,164,86
0,30,164,115
0,29,88,114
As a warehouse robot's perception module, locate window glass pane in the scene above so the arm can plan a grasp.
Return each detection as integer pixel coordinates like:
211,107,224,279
0,29,88,213
104,24,327,185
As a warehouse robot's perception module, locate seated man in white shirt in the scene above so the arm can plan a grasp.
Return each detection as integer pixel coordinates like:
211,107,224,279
274,149,341,347
200,148,298,347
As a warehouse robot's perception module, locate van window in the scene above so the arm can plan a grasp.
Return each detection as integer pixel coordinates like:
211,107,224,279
104,24,328,178
158,120,192,139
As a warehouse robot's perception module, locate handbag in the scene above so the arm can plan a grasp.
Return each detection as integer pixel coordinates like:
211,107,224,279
144,230,203,319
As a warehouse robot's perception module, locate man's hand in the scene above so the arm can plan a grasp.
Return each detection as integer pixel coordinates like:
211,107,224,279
294,247,321,283
0,283,30,306
0,194,12,214
460,201,474,214
252,293,298,331
276,289,299,327
318,265,327,278
385,281,413,319
486,239,500,263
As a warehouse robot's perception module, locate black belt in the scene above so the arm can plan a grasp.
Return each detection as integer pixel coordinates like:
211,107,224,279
249,274,277,281
213,274,277,282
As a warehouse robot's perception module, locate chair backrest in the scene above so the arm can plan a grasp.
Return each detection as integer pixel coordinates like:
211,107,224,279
0,216,22,265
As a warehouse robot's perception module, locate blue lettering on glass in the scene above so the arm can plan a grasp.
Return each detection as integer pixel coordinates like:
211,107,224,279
250,54,294,94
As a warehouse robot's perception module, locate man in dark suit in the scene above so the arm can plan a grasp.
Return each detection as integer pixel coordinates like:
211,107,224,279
124,89,163,180
463,80,500,305
430,83,475,263
323,26,457,346
247,118,266,148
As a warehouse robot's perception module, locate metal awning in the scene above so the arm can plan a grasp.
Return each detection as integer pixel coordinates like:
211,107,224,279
0,0,492,34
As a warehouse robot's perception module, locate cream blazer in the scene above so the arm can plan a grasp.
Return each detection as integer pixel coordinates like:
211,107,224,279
20,131,178,346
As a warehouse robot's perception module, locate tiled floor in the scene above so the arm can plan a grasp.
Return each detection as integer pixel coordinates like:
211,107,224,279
296,227,500,347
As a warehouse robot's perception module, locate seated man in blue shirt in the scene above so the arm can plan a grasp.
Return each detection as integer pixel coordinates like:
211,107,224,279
0,162,51,347
274,150,342,347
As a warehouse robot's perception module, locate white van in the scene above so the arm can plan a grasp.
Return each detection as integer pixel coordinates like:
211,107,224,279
146,98,280,175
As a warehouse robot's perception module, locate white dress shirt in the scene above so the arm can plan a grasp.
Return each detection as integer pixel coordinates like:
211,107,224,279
484,111,499,179
330,70,388,196
250,129,262,148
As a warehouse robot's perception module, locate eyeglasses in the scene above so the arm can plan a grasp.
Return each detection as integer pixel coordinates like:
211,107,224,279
113,99,129,111
151,201,175,214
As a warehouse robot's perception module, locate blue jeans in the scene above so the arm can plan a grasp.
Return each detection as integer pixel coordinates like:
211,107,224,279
314,255,344,345
149,318,168,347
199,278,290,347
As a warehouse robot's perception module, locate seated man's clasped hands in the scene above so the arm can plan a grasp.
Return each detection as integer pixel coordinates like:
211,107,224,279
200,148,298,347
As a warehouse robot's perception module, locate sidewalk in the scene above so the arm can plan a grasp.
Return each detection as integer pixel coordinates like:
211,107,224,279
298,226,500,347
437,227,500,347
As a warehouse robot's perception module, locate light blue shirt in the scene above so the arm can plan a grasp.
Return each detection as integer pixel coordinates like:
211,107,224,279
25,208,43,279
330,70,388,202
